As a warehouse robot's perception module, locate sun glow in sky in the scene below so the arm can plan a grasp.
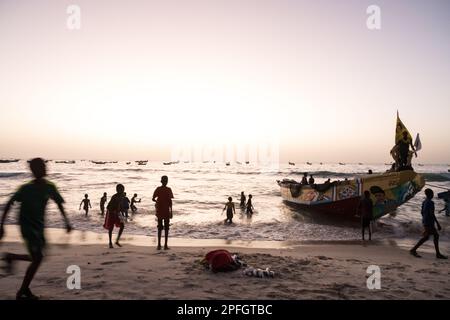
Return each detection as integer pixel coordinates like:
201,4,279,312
1,0,449,163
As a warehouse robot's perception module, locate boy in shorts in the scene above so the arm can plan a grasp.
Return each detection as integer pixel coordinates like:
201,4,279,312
0,158,72,300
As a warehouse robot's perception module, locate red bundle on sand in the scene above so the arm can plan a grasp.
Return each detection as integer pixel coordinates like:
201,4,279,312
203,249,239,273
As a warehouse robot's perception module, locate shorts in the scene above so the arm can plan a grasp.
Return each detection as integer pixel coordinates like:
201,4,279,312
422,226,439,238
21,225,45,260
103,209,124,230
362,217,371,228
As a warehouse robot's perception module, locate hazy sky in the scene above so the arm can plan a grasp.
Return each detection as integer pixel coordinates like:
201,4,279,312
1,0,449,163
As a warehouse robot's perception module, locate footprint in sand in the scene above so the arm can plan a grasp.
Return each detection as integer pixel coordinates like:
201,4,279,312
100,260,127,265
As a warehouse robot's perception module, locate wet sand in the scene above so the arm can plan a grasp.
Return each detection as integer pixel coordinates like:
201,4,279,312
0,226,449,300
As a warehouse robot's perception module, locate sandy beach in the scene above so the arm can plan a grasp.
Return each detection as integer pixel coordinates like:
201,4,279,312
0,226,449,300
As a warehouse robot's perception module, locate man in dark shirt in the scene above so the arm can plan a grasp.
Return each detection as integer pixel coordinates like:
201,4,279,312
396,131,416,169
410,189,447,259
359,191,373,241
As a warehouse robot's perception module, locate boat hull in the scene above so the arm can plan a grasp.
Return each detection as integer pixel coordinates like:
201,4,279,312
279,170,425,219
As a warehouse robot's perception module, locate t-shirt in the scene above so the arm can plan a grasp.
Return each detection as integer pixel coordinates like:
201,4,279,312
421,199,435,227
107,193,123,212
397,139,410,155
12,179,64,233
153,186,174,219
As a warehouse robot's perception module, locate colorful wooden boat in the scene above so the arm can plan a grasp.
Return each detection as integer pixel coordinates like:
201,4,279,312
278,170,424,219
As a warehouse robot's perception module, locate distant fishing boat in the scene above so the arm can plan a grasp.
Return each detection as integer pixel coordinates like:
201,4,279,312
306,162,312,165
91,161,107,165
418,164,424,167
0,159,20,163
126,162,131,165
288,162,295,166
358,163,364,165
225,162,230,166
163,162,172,165
338,162,345,165
136,160,148,165
245,161,250,164
279,112,424,219
55,160,76,164
319,162,323,165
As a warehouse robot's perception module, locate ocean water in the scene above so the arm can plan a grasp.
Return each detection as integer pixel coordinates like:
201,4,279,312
0,161,449,242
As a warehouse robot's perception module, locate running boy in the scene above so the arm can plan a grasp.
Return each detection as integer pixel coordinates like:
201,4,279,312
0,158,72,300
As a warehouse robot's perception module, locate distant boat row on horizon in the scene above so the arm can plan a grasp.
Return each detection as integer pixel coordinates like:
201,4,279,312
1,159,449,167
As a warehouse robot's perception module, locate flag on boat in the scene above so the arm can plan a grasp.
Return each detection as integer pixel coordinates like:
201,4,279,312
395,111,413,145
413,133,422,152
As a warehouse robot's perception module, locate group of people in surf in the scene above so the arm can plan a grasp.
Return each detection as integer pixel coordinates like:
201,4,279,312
222,192,254,224
103,176,173,250
79,192,141,218
0,159,175,299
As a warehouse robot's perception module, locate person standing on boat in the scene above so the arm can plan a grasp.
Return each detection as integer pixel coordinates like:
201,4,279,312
358,191,373,241
410,189,447,259
308,175,315,185
240,191,246,209
396,131,416,169
301,173,308,185
152,175,174,250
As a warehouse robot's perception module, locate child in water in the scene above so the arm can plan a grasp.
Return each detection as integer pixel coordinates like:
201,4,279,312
246,194,254,216
223,197,236,224
240,192,246,209
79,194,92,216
